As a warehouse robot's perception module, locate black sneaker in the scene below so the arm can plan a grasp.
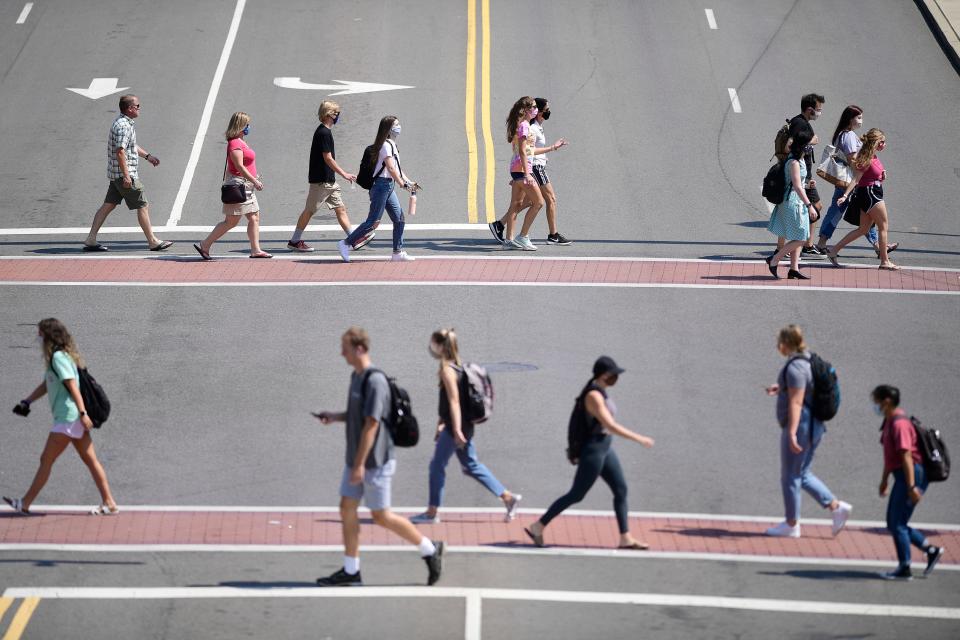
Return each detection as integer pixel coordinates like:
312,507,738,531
880,566,913,581
424,541,444,586
547,233,572,246
316,567,362,587
924,546,944,577
488,221,505,243
800,245,824,257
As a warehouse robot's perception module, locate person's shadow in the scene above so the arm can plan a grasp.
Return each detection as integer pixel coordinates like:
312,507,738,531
758,569,883,581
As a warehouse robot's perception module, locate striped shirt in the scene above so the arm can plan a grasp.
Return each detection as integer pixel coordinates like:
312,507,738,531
107,114,138,180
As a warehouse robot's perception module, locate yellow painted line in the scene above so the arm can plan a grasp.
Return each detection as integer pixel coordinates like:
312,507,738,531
480,0,496,223
1,597,40,640
465,0,479,223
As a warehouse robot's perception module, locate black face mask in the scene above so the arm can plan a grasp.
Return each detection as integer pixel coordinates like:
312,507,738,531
542,109,551,120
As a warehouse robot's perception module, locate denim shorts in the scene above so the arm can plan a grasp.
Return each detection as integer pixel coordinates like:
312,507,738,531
339,459,396,511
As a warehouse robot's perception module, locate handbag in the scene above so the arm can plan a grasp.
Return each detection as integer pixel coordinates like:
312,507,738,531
816,144,852,189
220,154,247,204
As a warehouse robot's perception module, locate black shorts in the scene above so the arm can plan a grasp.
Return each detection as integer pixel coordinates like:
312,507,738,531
850,184,883,216
531,164,550,186
805,185,821,205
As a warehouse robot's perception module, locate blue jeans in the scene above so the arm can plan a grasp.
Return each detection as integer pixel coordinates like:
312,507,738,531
887,463,930,569
346,177,404,252
780,408,835,522
820,185,878,245
428,429,505,507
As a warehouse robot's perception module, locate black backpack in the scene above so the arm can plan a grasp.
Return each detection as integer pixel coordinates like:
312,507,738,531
762,161,787,205
788,353,840,422
355,141,400,190
78,368,110,428
566,383,598,464
910,417,950,482
362,368,419,447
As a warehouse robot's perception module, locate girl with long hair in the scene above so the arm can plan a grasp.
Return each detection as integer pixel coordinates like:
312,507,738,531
4,319,118,515
339,116,419,262
765,129,816,279
411,329,521,524
499,97,545,250
827,128,899,270
194,111,272,259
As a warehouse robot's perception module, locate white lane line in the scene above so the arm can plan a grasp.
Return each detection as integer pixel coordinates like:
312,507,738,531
3,586,958,619
15,2,33,24
728,88,742,113
464,591,482,640
166,0,246,226
1,544,956,573
0,223,487,235
705,8,717,29
3,280,956,295
16,505,960,531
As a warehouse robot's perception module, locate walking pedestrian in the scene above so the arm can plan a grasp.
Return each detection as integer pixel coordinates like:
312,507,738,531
3,319,118,516
789,93,824,258
827,129,900,270
82,94,172,252
337,117,418,263
193,112,272,260
488,98,569,246
497,96,544,251
764,129,815,279
313,327,443,586
872,385,945,580
410,329,522,525
524,356,654,550
286,101,374,253
763,325,851,538
815,106,895,255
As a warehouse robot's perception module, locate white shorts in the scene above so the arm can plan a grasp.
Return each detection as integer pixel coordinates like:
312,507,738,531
51,419,85,439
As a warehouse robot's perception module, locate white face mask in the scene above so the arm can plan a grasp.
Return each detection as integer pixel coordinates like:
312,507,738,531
390,124,402,138
852,115,863,130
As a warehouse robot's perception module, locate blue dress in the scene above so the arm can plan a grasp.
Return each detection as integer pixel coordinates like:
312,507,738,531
767,158,810,242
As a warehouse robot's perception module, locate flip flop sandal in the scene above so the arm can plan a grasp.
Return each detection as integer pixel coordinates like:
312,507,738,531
3,496,29,514
618,541,650,550
150,240,174,251
193,243,212,261
82,244,109,252
90,505,120,516
249,252,273,259
878,263,901,271
524,527,545,548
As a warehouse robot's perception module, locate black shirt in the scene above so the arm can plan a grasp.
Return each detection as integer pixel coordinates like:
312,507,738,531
308,124,336,184
438,365,475,441
788,114,815,175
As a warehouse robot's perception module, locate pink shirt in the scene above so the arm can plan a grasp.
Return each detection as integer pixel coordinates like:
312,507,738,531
881,409,922,471
510,121,533,173
857,156,883,186
227,138,257,178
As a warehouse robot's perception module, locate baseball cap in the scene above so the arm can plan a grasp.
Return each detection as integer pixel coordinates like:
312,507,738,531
593,356,625,378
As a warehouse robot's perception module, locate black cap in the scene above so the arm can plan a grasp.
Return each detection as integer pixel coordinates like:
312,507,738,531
593,356,625,378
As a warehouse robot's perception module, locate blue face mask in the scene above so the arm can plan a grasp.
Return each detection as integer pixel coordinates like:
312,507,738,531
390,124,402,137
873,403,885,416
242,125,250,136
333,113,340,125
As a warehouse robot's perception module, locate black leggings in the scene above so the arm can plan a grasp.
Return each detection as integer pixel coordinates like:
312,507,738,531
539,436,630,534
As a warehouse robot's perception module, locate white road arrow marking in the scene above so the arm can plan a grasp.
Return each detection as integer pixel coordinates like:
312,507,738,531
272,78,414,95
66,78,130,100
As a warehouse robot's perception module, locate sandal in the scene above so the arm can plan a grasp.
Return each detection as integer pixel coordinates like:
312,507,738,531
90,504,120,516
149,240,174,252
874,242,899,257
524,527,545,548
193,243,212,261
82,243,109,252
249,252,273,259
825,248,841,268
878,262,901,271
618,540,650,550
3,496,28,514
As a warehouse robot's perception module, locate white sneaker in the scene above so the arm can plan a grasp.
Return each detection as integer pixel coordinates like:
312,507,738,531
410,512,440,524
504,494,522,522
515,235,537,251
502,239,518,250
831,501,852,537
391,251,415,262
337,239,351,263
765,521,800,538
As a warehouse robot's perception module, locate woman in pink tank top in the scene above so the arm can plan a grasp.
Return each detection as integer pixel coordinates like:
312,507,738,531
827,129,899,270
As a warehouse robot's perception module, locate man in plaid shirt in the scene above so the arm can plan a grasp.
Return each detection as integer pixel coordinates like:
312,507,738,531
82,94,172,252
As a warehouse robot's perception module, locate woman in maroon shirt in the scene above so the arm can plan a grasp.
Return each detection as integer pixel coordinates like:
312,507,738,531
827,129,899,270
873,385,944,580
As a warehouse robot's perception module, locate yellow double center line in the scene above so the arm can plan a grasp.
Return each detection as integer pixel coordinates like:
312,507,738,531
465,0,495,223
0,597,40,640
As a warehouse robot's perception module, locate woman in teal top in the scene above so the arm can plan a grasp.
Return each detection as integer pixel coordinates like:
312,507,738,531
3,318,118,515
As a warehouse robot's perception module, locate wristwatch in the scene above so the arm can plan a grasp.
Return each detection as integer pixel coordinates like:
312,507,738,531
80,411,87,416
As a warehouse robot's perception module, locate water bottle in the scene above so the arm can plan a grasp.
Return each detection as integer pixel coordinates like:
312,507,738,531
408,187,417,216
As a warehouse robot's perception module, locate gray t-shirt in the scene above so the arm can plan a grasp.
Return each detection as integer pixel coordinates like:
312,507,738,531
776,353,813,427
345,367,394,469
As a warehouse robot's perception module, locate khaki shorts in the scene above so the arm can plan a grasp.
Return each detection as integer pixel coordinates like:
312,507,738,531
105,178,148,210
304,182,344,213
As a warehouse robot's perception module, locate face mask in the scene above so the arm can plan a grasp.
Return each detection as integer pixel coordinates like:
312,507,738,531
333,113,340,125
390,124,402,137
811,109,821,120
541,109,551,120
242,125,250,136
873,403,885,416
852,116,862,130
528,107,538,119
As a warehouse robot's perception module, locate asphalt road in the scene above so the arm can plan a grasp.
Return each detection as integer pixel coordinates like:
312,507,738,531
1,1,958,639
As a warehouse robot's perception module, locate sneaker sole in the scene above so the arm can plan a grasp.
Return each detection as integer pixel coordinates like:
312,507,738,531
288,246,315,253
